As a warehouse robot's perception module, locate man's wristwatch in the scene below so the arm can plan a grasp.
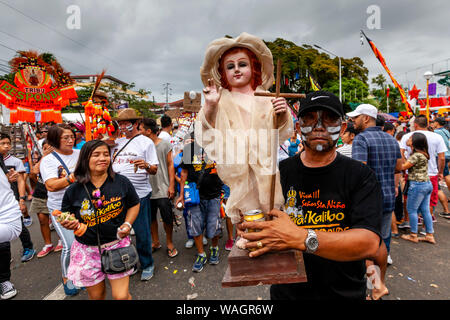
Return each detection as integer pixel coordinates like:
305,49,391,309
19,196,26,201
304,229,319,253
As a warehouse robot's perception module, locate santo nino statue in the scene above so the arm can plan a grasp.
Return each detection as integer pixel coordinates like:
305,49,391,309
195,32,294,225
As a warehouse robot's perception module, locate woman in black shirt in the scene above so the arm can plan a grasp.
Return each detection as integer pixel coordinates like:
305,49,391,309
60,140,140,300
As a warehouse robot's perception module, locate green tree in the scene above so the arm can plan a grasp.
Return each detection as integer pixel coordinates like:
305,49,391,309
0,72,15,85
264,38,369,96
371,73,387,90
323,78,369,112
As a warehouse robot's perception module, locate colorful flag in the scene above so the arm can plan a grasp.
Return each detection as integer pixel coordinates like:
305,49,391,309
428,83,436,96
360,30,413,115
309,75,321,91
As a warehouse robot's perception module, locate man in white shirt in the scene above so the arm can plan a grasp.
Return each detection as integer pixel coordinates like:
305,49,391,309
112,108,159,281
400,115,447,223
0,155,22,300
158,115,173,142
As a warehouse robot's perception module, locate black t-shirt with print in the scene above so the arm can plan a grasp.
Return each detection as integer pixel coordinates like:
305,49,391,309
272,152,382,300
180,142,223,200
61,174,140,246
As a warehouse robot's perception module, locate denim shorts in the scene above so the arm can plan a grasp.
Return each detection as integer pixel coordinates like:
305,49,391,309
186,198,222,238
444,157,450,177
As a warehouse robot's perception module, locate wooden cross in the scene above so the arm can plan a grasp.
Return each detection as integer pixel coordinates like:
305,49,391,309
254,59,306,213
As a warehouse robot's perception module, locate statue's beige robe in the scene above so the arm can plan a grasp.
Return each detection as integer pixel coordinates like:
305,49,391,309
195,89,293,224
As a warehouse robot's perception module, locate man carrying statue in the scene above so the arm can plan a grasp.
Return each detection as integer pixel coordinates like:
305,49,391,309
195,32,383,300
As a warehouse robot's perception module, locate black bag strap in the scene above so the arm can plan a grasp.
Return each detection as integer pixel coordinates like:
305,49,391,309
51,152,71,175
113,134,141,162
280,144,289,155
0,154,8,175
83,184,103,256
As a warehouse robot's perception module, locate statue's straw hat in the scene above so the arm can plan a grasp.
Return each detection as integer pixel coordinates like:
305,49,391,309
200,32,274,90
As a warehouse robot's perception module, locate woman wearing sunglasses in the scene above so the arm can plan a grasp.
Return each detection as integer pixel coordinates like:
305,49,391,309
40,124,80,296
59,140,140,300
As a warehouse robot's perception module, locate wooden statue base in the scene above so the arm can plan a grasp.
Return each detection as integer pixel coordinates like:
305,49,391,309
221,244,307,287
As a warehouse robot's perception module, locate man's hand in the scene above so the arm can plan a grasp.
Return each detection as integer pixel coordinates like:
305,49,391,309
42,145,55,157
238,209,307,257
175,196,184,209
6,169,19,183
19,200,26,214
167,185,175,199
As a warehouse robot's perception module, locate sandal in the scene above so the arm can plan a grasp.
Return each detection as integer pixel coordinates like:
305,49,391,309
401,234,418,243
152,243,162,252
167,247,178,258
418,234,436,244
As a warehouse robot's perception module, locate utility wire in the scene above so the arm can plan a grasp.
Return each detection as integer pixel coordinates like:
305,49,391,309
0,29,95,73
0,0,124,67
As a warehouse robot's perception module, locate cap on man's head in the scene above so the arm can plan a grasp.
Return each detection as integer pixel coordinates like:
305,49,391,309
433,117,446,126
297,91,344,118
346,104,378,119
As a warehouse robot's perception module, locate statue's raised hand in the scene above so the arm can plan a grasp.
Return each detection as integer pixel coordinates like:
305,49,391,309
202,78,222,127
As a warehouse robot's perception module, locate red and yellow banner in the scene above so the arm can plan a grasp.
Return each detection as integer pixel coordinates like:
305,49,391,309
0,51,77,123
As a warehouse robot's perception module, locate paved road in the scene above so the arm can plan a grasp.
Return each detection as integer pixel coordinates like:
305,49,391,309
8,201,450,300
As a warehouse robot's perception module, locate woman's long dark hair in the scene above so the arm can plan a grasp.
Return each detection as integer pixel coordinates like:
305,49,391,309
74,140,115,184
411,132,430,160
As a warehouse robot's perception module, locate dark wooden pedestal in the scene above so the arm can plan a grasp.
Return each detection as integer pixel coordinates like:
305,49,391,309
221,244,307,287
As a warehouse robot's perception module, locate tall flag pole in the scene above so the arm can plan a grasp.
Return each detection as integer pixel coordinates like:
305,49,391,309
360,30,413,116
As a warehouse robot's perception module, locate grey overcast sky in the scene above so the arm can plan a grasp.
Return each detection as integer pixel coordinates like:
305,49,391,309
0,0,449,103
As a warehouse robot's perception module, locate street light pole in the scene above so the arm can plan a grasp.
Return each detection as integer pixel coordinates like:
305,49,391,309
424,71,433,122
314,44,342,102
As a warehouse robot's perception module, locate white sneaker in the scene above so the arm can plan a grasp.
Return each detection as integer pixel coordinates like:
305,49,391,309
185,239,194,248
387,255,393,265
0,281,17,300
203,237,208,245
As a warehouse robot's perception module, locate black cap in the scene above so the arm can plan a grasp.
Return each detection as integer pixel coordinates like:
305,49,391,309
433,117,446,126
298,91,344,118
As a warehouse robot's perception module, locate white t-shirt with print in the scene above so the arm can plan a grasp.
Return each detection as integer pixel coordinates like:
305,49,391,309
40,150,80,211
400,130,447,176
0,168,22,225
112,134,159,198
3,154,26,172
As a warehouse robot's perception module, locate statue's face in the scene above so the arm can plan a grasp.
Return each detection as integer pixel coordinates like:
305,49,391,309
222,50,252,89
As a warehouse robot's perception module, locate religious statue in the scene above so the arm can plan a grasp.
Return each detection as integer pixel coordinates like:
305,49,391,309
195,32,294,225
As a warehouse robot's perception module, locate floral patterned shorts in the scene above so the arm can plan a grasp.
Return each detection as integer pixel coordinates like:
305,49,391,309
67,237,134,288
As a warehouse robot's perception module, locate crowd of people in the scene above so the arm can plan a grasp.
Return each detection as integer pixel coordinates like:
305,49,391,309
0,100,449,300
1,31,449,301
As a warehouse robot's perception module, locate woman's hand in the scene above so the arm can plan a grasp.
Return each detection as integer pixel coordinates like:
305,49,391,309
60,214,80,231
117,223,131,239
